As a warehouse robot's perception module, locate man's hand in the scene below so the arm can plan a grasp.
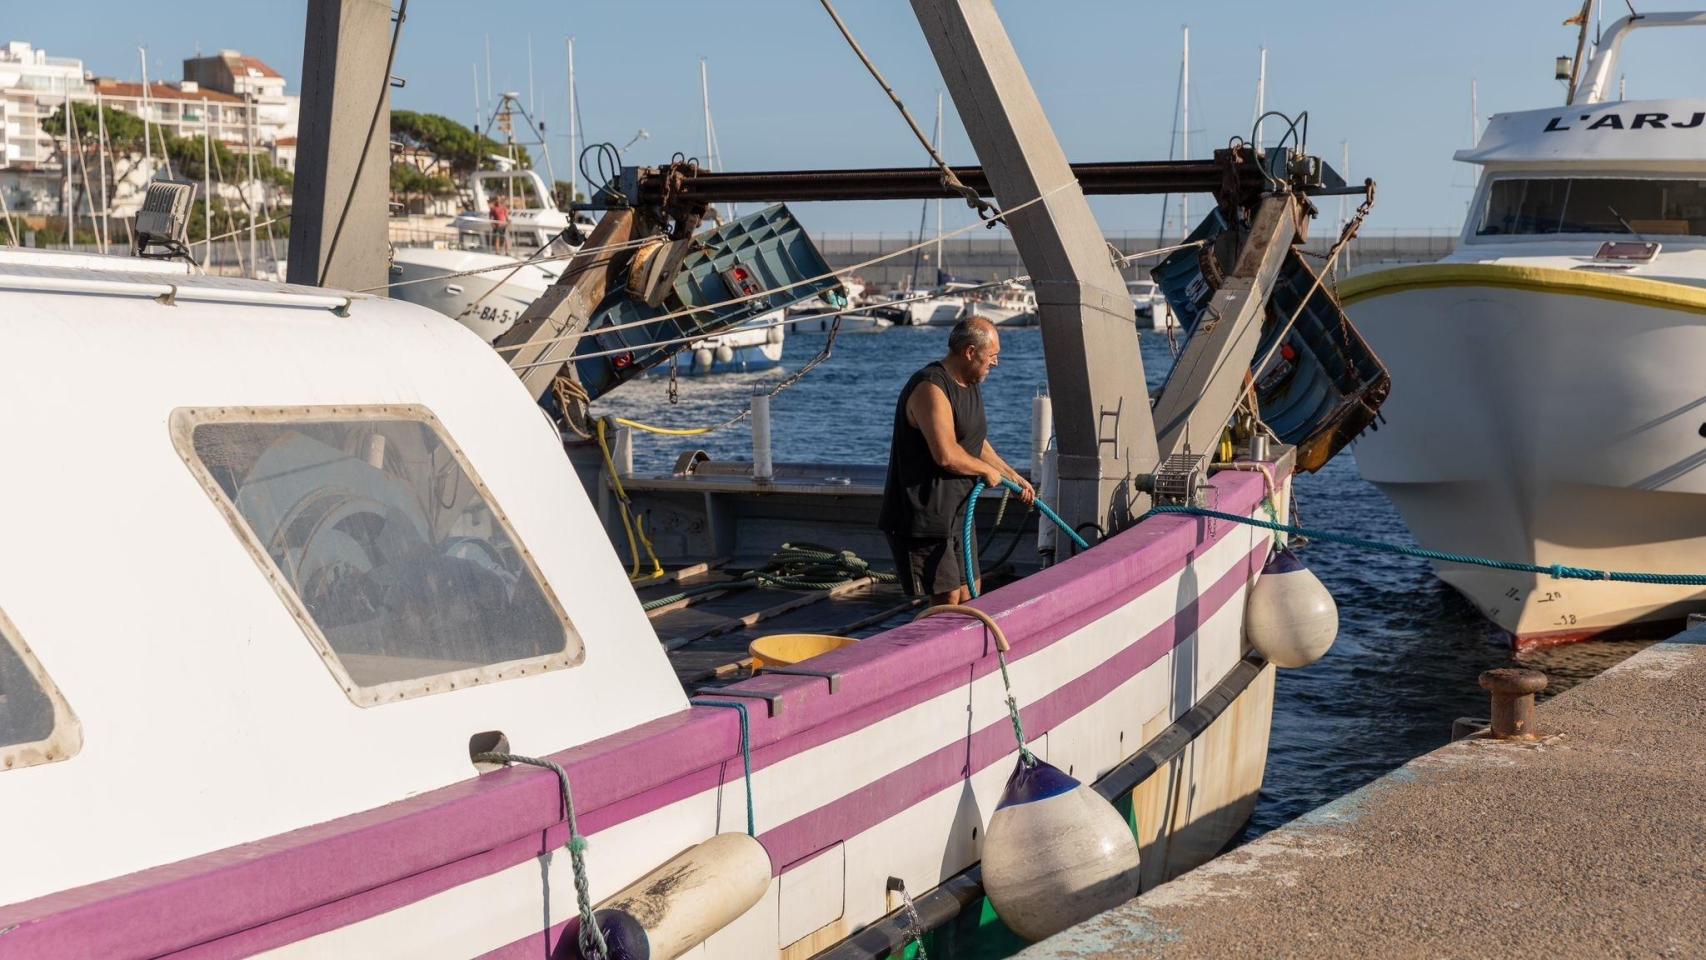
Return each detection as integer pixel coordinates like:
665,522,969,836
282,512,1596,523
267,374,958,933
981,466,1006,489
1012,474,1036,505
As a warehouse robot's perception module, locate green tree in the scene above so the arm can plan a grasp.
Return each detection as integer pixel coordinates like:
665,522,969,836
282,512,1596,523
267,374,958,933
552,181,586,209
43,102,145,152
391,109,529,175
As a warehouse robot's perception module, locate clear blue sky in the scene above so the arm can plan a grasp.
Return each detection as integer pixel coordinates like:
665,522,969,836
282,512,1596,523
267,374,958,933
11,1,1706,237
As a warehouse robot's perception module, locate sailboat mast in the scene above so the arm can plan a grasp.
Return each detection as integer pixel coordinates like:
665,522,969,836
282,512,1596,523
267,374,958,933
1180,26,1190,241
1253,45,1266,146
701,58,713,171
139,47,152,170
95,91,110,250
934,90,944,280
203,114,212,268
569,39,583,210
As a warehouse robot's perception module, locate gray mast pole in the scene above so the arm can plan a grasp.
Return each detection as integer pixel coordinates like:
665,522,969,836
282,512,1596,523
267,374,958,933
288,0,395,290
910,0,1158,530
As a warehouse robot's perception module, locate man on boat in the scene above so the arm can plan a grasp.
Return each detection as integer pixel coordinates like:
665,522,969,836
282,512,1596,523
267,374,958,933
489,197,510,254
880,316,1035,605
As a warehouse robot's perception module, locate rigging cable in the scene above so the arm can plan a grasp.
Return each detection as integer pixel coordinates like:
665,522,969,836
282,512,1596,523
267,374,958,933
816,0,999,223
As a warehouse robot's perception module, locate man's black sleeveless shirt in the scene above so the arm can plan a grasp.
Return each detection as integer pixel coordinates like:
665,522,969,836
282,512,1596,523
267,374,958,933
879,361,988,537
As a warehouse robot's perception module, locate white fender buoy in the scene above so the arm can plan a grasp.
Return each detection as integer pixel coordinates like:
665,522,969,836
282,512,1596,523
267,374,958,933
765,325,784,345
1245,545,1338,668
714,344,736,365
981,758,1141,942
569,832,771,960
692,348,714,373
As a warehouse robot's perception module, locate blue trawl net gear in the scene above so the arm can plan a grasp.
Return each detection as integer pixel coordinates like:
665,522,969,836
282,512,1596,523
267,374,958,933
573,204,841,400
1151,207,1390,472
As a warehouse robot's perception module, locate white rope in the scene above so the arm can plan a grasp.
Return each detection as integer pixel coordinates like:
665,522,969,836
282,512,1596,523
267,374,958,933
518,274,1007,370
495,182,1077,357
512,221,1211,371
1111,237,1207,267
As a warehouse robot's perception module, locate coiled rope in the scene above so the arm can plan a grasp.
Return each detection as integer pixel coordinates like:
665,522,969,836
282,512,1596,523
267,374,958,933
471,751,608,960
1147,505,1706,586
640,542,897,611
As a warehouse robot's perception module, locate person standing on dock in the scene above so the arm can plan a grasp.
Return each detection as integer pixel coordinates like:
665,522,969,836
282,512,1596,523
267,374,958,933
880,316,1035,605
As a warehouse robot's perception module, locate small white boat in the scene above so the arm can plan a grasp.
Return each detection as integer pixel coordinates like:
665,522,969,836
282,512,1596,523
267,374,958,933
686,310,786,373
960,285,1037,326
1346,6,1706,649
904,281,978,326
1127,279,1170,329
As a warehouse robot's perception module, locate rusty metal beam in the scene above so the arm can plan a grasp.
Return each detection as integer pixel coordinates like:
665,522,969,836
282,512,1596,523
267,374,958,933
492,208,638,401
1150,195,1299,460
625,157,1251,206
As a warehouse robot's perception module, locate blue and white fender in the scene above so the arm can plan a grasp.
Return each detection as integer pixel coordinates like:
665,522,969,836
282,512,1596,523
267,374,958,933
981,757,1141,941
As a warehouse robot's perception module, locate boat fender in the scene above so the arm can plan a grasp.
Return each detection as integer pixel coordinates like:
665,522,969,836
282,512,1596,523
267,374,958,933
766,325,784,345
567,832,772,960
1244,545,1338,668
715,344,736,365
981,757,1141,942
692,348,714,373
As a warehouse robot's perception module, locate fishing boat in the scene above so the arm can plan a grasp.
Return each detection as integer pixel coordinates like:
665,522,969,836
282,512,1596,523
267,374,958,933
0,6,1372,958
0,241,1288,960
387,246,561,343
1342,7,1706,649
959,284,1037,326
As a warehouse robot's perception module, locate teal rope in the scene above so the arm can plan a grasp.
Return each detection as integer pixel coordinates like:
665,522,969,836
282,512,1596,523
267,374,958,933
472,752,608,960
962,478,1088,599
1148,505,1706,586
692,699,756,837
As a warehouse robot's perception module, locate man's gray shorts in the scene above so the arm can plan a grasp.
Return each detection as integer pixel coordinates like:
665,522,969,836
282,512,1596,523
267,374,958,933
885,530,979,597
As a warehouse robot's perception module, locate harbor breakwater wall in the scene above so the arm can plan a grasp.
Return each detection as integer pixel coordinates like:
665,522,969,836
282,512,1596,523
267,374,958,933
818,231,1458,290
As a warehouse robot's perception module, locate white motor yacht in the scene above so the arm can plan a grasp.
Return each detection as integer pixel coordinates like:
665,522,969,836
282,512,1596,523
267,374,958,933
1345,7,1706,649
960,284,1037,326
1127,279,1169,330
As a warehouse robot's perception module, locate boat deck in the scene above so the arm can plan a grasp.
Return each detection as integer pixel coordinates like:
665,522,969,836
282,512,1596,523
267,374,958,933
641,559,1024,689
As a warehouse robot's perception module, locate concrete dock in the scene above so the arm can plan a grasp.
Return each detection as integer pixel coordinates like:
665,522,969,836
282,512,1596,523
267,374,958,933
1022,627,1706,959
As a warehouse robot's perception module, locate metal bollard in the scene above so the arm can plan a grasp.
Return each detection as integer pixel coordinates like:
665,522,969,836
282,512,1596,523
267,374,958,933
1478,668,1548,740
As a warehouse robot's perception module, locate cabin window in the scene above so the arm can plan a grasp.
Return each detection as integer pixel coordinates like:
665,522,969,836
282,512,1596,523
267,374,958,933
173,406,583,706
1478,177,1706,237
0,608,82,771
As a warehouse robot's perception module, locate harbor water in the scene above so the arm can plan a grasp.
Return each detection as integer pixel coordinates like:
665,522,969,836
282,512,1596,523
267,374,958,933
596,323,1653,842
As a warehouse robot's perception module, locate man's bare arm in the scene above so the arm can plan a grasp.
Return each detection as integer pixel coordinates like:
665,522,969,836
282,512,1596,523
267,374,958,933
907,384,1004,486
